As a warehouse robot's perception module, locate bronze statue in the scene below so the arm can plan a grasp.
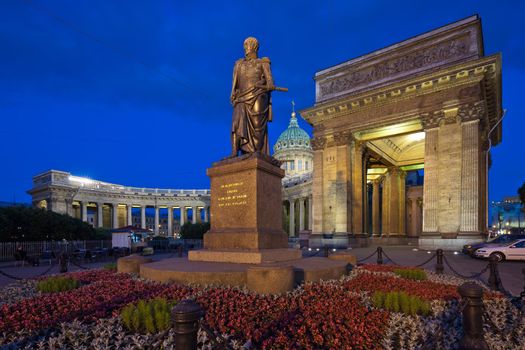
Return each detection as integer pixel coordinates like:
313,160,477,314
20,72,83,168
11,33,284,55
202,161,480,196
230,37,287,157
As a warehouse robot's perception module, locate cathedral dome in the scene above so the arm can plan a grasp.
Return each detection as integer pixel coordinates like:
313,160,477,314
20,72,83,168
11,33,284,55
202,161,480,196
274,111,312,153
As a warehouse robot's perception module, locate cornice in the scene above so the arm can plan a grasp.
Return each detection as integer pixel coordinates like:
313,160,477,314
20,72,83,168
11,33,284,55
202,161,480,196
300,55,500,127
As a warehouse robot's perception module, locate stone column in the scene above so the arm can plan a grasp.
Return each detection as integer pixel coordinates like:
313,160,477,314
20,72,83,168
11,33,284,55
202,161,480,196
112,203,119,229
127,204,132,226
308,195,313,231
97,202,104,228
372,179,381,236
289,199,295,237
203,206,209,222
299,198,305,231
81,201,88,222
422,128,439,235
460,119,480,233
192,206,197,224
311,136,326,233
180,207,185,226
381,174,390,235
351,140,364,234
334,131,351,233
154,207,159,235
168,207,173,236
141,206,146,229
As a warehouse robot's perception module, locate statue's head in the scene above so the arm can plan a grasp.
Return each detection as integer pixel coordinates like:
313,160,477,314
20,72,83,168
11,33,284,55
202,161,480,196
243,37,259,57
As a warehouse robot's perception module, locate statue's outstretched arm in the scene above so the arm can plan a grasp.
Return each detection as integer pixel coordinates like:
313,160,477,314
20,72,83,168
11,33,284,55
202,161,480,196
261,58,275,90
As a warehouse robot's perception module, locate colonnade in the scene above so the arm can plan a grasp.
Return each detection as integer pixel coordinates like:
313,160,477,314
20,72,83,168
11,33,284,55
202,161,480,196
75,202,209,236
283,196,312,236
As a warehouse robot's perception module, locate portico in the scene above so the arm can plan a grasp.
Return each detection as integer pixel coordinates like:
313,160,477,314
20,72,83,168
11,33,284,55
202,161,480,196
300,16,503,249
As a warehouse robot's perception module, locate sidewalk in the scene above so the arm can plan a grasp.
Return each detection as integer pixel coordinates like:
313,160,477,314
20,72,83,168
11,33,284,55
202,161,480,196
349,246,525,296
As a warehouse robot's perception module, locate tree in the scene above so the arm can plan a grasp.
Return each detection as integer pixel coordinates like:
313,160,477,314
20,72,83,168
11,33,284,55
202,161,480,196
0,206,97,242
179,222,210,240
519,182,525,212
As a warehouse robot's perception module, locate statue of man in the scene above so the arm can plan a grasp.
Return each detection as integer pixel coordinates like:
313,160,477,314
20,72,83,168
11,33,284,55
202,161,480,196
230,37,275,157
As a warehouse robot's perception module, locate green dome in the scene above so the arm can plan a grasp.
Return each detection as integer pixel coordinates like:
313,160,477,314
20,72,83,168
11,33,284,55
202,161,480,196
274,112,311,153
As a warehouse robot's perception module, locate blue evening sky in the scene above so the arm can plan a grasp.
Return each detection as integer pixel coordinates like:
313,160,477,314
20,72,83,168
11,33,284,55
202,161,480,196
1,1,523,203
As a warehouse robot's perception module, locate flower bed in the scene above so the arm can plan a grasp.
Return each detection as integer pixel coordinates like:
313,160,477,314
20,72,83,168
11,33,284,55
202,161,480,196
0,265,522,349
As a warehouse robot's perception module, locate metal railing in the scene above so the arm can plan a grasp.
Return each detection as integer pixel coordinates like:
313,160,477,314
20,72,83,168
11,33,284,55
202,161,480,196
0,240,111,262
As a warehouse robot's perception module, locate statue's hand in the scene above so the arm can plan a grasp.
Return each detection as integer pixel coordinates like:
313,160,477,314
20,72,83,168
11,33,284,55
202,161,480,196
267,84,276,91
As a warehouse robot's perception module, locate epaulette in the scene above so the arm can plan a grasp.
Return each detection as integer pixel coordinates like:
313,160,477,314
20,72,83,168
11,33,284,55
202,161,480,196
261,57,271,64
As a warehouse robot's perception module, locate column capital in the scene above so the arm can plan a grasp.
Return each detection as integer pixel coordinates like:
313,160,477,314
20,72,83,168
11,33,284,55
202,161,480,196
311,136,327,151
458,101,485,123
333,130,354,146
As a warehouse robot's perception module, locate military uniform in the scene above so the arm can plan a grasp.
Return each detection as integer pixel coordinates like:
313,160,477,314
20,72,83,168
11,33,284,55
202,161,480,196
230,56,274,155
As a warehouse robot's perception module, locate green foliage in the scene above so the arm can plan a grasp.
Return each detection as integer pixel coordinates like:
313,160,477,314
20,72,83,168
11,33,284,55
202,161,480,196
371,291,431,316
180,222,210,240
37,276,80,293
0,206,97,242
120,298,176,334
393,268,427,281
103,263,117,270
519,182,525,211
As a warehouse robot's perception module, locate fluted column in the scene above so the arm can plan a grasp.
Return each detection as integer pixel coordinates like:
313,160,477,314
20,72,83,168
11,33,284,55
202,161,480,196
203,206,209,222
154,207,159,235
308,195,313,231
381,174,390,235
372,179,381,236
192,206,197,224
460,119,480,233
422,128,439,235
97,202,104,228
180,207,185,226
351,141,365,234
167,207,173,236
141,206,146,229
289,199,295,236
299,198,305,231
127,204,132,226
112,203,119,229
81,201,88,222
311,136,326,233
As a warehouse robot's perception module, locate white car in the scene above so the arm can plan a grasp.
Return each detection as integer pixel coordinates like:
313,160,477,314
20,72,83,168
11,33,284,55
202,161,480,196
474,239,525,261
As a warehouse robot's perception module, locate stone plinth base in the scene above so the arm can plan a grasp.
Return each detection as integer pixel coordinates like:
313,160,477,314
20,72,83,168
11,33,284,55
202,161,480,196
140,257,347,294
205,153,288,250
117,254,153,274
370,236,420,246
328,251,357,266
418,236,484,250
188,248,302,264
247,265,294,294
308,234,350,249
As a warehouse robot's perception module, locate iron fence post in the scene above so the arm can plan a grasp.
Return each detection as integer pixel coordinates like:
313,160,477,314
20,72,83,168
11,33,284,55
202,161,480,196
172,299,203,350
324,246,329,257
58,252,68,273
376,247,383,265
488,255,502,291
178,244,183,258
458,282,489,350
435,249,444,274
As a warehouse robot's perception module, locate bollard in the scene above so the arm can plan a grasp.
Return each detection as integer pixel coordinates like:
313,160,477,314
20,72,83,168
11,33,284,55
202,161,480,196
59,252,68,273
324,246,329,257
172,299,203,350
435,249,444,274
376,247,383,265
458,283,489,350
487,255,502,291
178,245,183,258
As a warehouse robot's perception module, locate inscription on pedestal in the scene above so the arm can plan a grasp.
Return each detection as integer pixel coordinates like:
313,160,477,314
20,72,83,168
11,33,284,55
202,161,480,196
218,182,248,207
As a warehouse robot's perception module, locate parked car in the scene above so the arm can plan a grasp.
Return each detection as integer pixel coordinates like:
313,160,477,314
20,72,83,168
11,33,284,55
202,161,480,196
474,239,525,262
462,234,525,256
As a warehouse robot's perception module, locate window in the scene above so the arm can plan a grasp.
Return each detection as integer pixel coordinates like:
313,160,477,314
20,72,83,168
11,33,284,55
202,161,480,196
513,240,525,248
298,160,302,170
305,161,309,170
289,161,295,170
